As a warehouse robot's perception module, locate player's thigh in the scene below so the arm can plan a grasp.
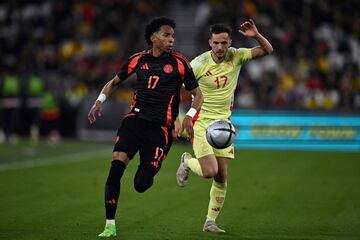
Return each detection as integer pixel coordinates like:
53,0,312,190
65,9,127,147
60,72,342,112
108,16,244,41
113,116,141,160
193,118,215,159
139,125,173,174
213,143,235,159
198,154,218,177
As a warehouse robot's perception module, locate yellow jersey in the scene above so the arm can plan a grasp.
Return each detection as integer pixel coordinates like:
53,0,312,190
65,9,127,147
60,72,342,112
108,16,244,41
190,47,252,119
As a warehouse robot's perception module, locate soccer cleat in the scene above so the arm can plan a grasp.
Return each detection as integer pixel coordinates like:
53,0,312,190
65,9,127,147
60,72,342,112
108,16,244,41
203,220,226,233
98,223,116,237
176,152,192,187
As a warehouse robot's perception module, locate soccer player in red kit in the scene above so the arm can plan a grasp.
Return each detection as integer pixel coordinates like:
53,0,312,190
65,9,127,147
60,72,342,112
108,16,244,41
88,17,203,237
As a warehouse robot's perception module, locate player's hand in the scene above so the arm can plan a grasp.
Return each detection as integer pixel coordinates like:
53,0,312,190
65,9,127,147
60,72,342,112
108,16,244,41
88,101,102,124
239,19,259,37
182,115,194,140
173,117,183,139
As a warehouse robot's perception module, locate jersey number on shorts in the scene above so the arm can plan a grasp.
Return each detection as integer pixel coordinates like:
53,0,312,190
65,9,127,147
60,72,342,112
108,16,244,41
154,147,164,160
214,75,228,88
148,75,160,89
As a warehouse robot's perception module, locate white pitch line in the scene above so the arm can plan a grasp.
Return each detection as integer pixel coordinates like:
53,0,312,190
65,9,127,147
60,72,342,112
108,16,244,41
0,148,111,172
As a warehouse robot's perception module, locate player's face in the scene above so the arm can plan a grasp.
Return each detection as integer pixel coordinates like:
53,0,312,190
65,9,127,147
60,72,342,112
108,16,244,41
152,25,175,53
209,33,231,61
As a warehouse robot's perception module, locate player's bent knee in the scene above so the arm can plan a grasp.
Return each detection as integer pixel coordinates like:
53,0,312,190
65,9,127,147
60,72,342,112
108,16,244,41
134,169,155,193
134,179,153,193
199,155,218,178
134,184,148,193
112,152,130,165
202,168,218,178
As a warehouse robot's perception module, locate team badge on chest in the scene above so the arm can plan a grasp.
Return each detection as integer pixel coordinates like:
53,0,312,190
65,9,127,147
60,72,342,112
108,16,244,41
163,64,173,73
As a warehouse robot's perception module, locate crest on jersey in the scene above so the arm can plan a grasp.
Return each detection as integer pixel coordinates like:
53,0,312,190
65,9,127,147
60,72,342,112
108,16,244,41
163,64,173,73
226,62,234,70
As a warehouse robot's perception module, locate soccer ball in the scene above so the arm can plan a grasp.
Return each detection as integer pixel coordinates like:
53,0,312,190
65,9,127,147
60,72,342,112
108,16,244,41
206,120,236,149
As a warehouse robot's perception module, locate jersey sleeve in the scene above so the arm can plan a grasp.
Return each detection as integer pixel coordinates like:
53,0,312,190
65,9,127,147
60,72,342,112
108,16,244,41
234,48,252,65
182,59,199,91
190,57,202,80
117,54,142,80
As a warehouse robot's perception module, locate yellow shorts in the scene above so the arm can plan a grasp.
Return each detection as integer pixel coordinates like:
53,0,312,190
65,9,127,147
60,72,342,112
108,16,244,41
192,117,235,159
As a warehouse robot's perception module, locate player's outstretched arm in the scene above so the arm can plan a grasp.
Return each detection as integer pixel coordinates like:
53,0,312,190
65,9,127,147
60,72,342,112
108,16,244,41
182,87,203,140
239,19,273,59
88,75,122,124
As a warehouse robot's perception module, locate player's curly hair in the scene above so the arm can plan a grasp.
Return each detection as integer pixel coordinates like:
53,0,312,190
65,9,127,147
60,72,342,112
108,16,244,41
209,23,232,37
145,16,176,46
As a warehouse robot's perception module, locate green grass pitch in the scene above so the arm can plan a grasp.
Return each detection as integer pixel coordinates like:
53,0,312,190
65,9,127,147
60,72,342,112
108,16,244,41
0,140,359,240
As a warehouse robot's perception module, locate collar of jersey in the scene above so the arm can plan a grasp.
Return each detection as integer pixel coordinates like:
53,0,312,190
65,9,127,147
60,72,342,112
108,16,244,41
208,51,229,65
146,49,171,58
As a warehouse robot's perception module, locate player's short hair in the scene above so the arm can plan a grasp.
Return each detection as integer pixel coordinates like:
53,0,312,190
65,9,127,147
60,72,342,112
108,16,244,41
145,16,176,45
209,23,232,38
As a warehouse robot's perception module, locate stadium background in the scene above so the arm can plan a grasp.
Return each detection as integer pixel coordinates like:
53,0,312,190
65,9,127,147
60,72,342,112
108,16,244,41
0,1,359,239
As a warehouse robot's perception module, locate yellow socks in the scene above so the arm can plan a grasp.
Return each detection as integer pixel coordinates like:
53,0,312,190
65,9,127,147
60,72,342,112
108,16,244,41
187,158,227,221
206,181,227,221
187,158,203,177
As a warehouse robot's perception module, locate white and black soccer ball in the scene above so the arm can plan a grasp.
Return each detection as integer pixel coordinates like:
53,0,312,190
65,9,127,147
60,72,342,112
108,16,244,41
206,120,236,149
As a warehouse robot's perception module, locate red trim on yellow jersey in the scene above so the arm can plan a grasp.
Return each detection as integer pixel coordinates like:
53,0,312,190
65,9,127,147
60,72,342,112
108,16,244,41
228,99,233,120
190,110,200,145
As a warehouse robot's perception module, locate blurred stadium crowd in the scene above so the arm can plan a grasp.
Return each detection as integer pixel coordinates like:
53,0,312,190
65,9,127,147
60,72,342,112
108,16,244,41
0,0,359,142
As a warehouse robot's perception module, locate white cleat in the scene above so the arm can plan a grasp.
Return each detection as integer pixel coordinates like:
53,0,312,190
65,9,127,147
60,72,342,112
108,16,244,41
176,152,192,187
203,220,226,233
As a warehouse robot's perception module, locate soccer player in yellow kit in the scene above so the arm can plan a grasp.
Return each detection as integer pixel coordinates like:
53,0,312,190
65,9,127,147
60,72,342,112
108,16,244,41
176,19,273,232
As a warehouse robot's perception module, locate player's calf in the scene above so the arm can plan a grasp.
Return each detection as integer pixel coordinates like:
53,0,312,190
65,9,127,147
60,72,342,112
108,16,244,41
105,160,126,219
